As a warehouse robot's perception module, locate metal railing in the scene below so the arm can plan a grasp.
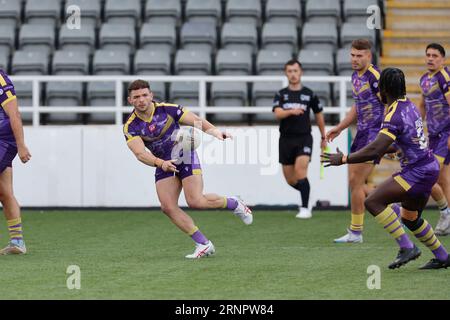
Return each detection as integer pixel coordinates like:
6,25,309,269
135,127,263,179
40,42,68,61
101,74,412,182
10,75,352,127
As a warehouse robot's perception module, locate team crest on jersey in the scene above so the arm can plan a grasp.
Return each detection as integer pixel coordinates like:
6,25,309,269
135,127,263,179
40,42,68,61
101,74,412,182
284,94,289,101
148,124,157,132
303,146,311,154
0,88,3,95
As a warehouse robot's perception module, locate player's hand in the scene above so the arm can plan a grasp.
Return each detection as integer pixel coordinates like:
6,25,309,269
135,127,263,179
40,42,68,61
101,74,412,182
290,109,304,116
18,145,31,163
161,159,179,173
209,128,232,141
321,147,345,167
325,127,341,143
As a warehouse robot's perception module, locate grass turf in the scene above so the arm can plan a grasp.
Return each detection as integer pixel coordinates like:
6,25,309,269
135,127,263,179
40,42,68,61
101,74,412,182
0,209,449,299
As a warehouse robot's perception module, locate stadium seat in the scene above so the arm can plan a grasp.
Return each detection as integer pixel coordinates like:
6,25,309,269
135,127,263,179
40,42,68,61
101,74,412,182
256,49,292,75
302,22,338,53
261,22,298,54
336,48,352,74
343,0,378,22
65,0,101,27
134,49,172,101
0,24,15,61
12,50,49,75
298,49,334,74
175,49,211,75
0,0,22,28
225,0,262,28
87,50,130,123
305,0,341,24
140,23,177,54
24,0,61,27
185,0,221,27
169,82,199,107
221,22,258,55
215,49,252,75
104,0,141,26
180,21,217,54
52,50,89,75
99,23,136,55
0,54,7,71
265,0,302,26
19,24,55,56
211,81,248,123
59,24,96,55
340,22,376,48
144,0,181,27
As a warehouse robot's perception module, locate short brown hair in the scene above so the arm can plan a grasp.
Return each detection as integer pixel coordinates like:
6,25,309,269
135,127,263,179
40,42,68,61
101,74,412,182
128,79,150,96
284,59,303,70
351,39,372,51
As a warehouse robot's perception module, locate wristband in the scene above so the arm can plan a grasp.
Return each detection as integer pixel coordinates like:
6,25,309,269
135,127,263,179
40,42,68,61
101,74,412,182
321,136,326,140
154,158,164,168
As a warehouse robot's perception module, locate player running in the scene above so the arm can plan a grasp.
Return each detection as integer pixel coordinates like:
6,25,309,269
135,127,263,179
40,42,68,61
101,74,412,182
123,80,252,259
418,43,450,236
326,39,386,243
322,68,450,269
0,69,31,255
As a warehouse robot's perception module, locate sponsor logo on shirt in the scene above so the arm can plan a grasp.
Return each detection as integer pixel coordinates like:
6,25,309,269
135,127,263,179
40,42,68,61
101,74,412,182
300,94,310,101
0,88,3,95
283,103,307,110
284,94,289,101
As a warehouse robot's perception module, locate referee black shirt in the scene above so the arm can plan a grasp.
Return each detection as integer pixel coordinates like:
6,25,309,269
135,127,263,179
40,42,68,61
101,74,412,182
272,86,323,137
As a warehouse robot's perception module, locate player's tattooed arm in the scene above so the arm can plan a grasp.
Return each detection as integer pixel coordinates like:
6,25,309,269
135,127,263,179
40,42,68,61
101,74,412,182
127,137,178,172
179,111,231,140
321,133,393,166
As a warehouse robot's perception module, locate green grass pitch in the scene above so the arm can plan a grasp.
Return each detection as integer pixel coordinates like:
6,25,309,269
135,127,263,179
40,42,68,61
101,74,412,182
0,209,449,299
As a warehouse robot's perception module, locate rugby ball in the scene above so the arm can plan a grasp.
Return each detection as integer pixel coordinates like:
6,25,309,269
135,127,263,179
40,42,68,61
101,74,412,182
176,127,201,151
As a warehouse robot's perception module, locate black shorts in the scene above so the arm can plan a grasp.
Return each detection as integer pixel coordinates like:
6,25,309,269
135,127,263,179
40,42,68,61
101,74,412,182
279,134,313,165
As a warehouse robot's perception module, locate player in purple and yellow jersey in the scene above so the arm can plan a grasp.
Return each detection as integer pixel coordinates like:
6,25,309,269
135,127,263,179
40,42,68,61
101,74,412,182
323,68,450,269
0,69,31,255
326,39,392,244
418,43,450,236
123,80,252,259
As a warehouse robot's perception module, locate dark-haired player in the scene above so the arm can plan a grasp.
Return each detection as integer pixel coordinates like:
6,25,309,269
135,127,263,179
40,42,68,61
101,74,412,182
326,39,397,243
322,68,450,269
0,69,31,255
418,43,450,236
272,59,327,219
123,80,252,259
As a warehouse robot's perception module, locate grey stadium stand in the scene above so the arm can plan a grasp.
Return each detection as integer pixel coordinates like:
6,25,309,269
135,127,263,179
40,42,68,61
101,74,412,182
298,49,334,74
65,0,102,27
215,49,252,75
0,0,22,28
175,49,211,75
261,22,298,54
340,22,376,48
253,49,292,122
221,22,258,55
99,23,136,55
343,0,379,23
212,49,251,122
134,50,170,101
211,81,248,123
12,51,49,122
302,22,338,52
336,48,352,74
87,50,130,123
0,54,7,71
0,24,15,61
265,0,302,26
180,21,217,54
46,51,89,123
104,0,141,26
24,0,61,27
226,0,262,28
145,0,181,27
59,24,96,55
19,24,55,56
185,0,221,27
140,23,177,55
170,82,199,107
305,0,341,24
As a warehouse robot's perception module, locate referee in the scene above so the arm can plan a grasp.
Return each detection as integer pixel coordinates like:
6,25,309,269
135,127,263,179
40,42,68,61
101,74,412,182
273,59,327,219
